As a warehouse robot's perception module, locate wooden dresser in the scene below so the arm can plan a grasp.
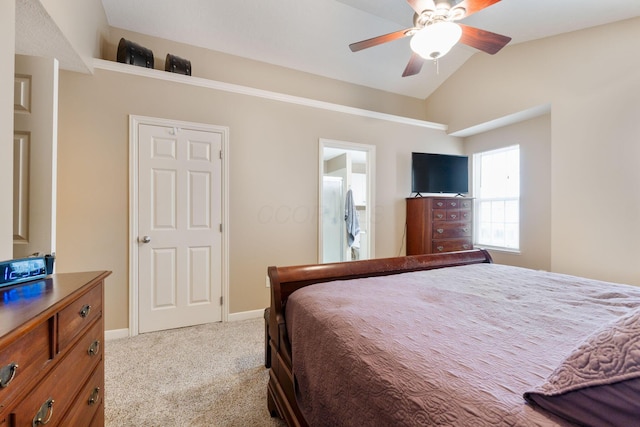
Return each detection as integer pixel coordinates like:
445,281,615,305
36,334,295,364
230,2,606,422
0,271,111,427
406,197,473,255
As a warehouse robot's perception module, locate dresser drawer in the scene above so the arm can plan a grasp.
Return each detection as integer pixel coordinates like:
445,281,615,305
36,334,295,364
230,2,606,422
432,209,446,221
459,209,471,221
61,362,104,426
89,402,104,427
432,222,472,238
432,239,473,253
433,209,468,221
9,318,102,426
58,283,102,351
0,321,52,409
432,198,463,209
458,199,472,209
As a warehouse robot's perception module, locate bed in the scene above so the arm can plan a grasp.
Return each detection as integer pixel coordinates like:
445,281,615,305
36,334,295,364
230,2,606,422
266,249,640,426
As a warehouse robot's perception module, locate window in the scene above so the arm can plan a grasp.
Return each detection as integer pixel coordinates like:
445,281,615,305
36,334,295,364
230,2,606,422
473,145,520,251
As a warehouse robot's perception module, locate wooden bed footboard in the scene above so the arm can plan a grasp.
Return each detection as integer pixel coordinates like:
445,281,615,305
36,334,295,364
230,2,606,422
265,249,493,425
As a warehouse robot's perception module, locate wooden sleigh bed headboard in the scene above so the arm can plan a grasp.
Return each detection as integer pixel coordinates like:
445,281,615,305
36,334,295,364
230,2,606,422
266,249,493,426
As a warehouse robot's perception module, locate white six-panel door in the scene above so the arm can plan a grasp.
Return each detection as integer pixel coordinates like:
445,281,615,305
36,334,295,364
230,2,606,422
137,122,223,333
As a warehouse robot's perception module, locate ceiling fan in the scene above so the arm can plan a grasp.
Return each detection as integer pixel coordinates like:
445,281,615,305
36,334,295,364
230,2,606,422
349,0,511,77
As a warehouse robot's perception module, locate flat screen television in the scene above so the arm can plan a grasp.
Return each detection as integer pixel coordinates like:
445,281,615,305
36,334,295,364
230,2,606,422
411,152,469,196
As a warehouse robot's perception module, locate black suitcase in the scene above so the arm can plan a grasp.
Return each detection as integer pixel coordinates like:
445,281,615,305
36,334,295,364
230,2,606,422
165,54,191,76
117,38,154,69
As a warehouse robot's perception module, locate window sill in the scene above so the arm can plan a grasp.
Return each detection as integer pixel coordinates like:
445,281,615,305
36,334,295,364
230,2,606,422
475,245,521,255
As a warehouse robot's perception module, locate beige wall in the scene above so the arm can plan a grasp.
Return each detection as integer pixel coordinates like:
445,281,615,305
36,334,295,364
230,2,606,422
57,55,462,331
0,1,15,260
464,114,551,270
104,29,428,122
16,4,637,333
426,18,640,285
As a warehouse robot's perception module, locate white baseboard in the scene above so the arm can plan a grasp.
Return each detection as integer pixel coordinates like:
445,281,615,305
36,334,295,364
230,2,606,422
105,309,266,339
105,328,129,341
228,309,266,322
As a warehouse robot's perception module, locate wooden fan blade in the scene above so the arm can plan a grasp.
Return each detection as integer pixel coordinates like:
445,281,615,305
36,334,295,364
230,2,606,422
349,29,412,52
402,53,425,77
455,0,501,19
406,0,436,15
459,24,511,54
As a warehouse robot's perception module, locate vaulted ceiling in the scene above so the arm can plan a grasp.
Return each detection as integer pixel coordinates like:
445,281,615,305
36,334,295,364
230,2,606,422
99,0,640,99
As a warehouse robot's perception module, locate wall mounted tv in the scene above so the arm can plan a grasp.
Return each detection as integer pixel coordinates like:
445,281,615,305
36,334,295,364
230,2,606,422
411,152,469,196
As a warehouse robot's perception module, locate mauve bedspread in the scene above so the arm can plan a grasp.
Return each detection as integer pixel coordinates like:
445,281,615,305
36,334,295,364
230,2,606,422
285,263,640,426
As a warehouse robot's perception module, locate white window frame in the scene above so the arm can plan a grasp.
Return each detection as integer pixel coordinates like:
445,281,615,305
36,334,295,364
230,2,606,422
473,145,520,252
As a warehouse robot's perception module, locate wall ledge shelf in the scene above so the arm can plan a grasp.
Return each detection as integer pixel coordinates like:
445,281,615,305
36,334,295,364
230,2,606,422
92,58,447,132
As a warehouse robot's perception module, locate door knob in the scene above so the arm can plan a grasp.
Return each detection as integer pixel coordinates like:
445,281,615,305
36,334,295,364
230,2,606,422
140,236,151,243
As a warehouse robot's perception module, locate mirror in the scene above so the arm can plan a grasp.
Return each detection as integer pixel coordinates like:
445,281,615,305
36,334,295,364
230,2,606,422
319,139,375,263
13,55,57,260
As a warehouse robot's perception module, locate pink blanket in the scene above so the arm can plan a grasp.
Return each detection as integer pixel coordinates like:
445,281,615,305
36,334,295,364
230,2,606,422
285,263,640,426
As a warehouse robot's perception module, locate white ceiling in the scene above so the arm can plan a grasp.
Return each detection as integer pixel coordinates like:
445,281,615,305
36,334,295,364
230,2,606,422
81,1,640,99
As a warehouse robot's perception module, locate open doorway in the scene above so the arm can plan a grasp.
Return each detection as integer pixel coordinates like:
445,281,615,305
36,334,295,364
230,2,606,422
319,139,375,263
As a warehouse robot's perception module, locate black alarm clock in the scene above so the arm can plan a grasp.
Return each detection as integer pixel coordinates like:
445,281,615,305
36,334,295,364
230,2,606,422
0,257,48,288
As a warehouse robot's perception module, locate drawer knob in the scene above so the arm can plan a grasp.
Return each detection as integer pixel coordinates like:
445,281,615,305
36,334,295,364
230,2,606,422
0,362,19,388
436,246,444,252
88,387,101,405
436,202,443,207
79,304,92,318
88,340,101,356
450,214,457,219
436,214,443,219
463,244,470,249
463,227,469,233
436,229,444,234
32,398,54,426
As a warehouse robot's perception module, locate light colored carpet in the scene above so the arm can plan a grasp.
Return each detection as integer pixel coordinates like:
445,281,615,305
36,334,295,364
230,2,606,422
104,318,286,427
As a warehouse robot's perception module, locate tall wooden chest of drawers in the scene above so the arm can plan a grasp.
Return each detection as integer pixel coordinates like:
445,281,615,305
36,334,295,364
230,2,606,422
0,271,111,427
406,197,473,255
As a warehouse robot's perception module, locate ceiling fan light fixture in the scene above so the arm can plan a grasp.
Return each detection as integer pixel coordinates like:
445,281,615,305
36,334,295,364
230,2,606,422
410,22,462,60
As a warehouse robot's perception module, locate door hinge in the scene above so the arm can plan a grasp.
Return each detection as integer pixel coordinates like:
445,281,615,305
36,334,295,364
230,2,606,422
219,223,223,232
220,296,223,306
219,150,223,159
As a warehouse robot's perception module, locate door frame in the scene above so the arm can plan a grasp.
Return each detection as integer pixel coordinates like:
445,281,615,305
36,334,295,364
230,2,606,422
318,138,376,263
129,115,230,336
